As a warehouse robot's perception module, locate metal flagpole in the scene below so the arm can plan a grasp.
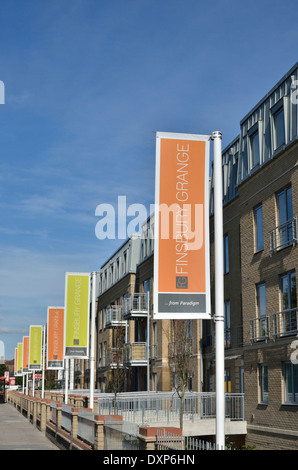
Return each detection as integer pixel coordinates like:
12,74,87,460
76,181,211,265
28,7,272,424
212,131,225,450
41,325,45,399
146,291,150,392
89,271,96,410
64,358,69,404
32,371,35,397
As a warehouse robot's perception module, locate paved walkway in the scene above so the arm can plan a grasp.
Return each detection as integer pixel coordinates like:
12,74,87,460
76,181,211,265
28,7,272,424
0,402,59,450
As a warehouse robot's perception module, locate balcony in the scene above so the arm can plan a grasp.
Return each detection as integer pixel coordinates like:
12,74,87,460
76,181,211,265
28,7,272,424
123,342,147,366
272,308,298,338
123,293,149,319
105,306,126,328
250,316,270,342
269,216,297,254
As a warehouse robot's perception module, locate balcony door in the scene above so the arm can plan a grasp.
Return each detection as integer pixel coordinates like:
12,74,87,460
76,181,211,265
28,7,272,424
277,186,293,247
280,271,297,334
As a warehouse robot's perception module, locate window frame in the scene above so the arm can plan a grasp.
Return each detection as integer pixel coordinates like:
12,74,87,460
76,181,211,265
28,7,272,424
223,233,229,275
283,362,298,405
254,203,264,252
259,364,269,404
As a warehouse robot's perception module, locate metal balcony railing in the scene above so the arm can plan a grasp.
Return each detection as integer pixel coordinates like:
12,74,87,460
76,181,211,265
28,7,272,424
250,316,270,342
272,308,298,337
123,342,147,365
269,216,297,254
123,293,149,318
105,306,125,328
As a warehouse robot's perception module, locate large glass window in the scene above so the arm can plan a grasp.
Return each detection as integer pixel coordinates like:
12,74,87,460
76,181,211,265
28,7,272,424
280,271,297,334
276,186,293,248
257,282,267,338
284,362,298,404
250,130,260,168
274,107,285,149
223,234,229,274
254,204,264,252
259,364,269,404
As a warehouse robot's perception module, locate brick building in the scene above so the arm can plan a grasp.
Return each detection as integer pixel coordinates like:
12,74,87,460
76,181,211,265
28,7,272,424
75,62,298,449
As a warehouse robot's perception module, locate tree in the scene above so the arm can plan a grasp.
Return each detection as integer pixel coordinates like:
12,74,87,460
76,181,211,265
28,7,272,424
107,325,126,414
167,320,193,431
0,363,8,376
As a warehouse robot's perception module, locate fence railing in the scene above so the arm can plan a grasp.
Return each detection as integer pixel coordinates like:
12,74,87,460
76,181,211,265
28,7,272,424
96,392,245,425
7,390,246,451
155,429,218,451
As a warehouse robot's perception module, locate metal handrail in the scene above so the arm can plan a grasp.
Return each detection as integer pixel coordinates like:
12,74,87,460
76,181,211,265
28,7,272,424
269,216,297,254
272,308,298,337
250,316,270,342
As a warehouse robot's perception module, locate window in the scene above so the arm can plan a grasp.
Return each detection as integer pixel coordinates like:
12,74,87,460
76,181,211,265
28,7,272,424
273,107,285,149
98,343,102,367
254,204,264,252
259,364,269,403
256,282,267,339
250,130,260,168
223,234,229,274
276,186,294,248
280,271,297,334
257,282,266,318
283,362,298,404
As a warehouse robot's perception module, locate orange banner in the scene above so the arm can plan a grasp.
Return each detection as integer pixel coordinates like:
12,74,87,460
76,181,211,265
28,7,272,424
47,307,64,369
154,132,211,319
23,336,29,373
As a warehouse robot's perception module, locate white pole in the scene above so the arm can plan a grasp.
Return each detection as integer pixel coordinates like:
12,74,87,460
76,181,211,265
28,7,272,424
146,291,150,392
41,325,45,399
90,271,96,410
212,131,225,450
26,373,28,395
32,371,35,397
22,374,25,394
64,358,69,404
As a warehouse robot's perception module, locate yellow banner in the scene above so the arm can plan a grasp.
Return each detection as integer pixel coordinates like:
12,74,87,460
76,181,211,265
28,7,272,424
29,325,42,370
17,343,23,375
64,273,90,358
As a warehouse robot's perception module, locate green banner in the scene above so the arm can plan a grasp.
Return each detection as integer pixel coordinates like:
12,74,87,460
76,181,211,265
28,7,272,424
29,325,42,370
64,273,90,358
17,343,23,375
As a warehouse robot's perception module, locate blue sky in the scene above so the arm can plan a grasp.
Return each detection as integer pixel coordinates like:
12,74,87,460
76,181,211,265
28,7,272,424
0,0,297,359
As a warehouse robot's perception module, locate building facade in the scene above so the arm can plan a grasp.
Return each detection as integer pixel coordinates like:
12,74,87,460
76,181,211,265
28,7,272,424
76,63,298,450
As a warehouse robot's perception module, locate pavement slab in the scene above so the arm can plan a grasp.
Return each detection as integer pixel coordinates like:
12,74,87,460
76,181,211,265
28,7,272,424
0,403,59,450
